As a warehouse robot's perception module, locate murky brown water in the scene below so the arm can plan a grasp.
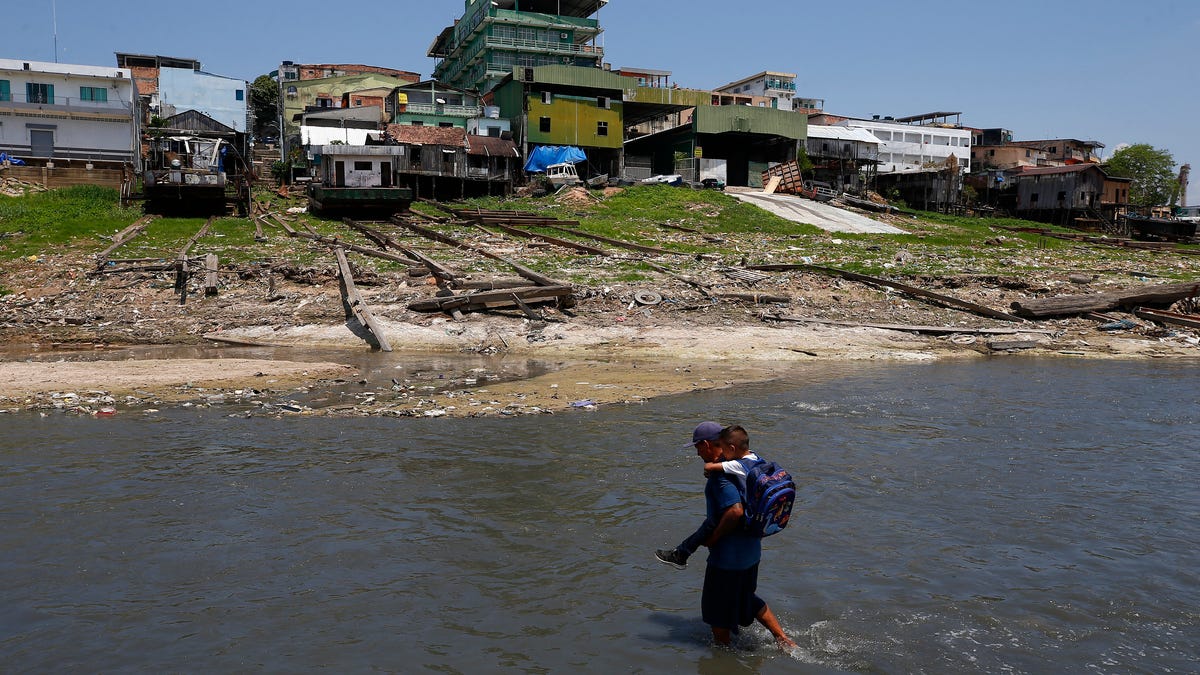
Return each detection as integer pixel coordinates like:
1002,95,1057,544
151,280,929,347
2,358,1197,672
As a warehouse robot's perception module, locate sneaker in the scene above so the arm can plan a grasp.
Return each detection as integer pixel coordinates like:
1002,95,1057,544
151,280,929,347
655,548,688,569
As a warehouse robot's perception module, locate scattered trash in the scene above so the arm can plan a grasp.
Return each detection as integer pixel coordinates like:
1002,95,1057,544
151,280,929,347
633,290,662,306
570,400,596,408
1098,319,1138,332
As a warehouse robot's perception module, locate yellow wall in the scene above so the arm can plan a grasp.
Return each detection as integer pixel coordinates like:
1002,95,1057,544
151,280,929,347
526,93,622,149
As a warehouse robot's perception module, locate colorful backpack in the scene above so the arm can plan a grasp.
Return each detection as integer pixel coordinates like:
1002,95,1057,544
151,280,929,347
733,457,796,537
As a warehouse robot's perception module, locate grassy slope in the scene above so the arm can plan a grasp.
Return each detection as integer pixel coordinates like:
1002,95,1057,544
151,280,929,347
2,185,1195,297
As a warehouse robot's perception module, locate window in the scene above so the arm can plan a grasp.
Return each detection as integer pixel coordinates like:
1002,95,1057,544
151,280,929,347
353,161,373,171
439,122,454,128
487,126,501,138
1031,193,1039,204
541,91,552,105
1057,191,1067,201
26,82,54,104
412,121,424,126
235,89,245,101
0,80,11,102
597,121,608,136
286,86,298,99
596,96,610,109
539,116,551,133
79,86,107,102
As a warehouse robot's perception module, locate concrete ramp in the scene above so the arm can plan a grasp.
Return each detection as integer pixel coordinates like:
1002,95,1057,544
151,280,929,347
729,189,906,234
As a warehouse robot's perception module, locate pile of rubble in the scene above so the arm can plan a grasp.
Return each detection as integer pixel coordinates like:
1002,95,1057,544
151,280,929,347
1,175,47,197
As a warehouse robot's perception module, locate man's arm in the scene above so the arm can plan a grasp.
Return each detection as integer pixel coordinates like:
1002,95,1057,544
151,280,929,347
702,502,743,548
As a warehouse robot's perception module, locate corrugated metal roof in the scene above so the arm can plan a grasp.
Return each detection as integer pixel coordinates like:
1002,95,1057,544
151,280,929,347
1015,164,1103,177
693,106,806,140
386,124,467,147
466,135,519,157
807,125,879,144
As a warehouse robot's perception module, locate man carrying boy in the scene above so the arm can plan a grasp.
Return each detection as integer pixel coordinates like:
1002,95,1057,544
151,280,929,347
658,422,796,649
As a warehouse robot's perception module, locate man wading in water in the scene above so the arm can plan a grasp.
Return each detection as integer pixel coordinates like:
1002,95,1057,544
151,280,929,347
663,423,797,649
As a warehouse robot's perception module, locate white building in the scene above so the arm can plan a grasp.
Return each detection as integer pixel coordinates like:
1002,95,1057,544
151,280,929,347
837,116,971,174
0,58,139,165
713,71,798,111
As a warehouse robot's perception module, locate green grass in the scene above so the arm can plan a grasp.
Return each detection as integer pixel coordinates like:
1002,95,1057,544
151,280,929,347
0,186,142,259
2,184,1196,285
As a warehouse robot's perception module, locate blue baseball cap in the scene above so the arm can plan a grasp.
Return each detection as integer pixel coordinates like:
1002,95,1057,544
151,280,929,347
686,421,724,448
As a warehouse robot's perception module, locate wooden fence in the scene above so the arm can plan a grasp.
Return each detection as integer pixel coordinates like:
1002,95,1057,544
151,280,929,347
0,165,128,191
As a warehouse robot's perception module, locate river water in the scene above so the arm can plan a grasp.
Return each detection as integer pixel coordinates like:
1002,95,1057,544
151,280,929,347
1,358,1197,673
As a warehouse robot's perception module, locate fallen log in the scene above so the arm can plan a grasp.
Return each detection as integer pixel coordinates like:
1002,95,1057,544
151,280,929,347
1010,281,1200,318
750,263,1023,323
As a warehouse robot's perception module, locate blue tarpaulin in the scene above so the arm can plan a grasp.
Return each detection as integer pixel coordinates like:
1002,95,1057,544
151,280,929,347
0,153,26,166
524,146,587,173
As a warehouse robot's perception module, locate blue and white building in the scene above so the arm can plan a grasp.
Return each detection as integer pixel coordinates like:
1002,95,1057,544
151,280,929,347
0,58,139,165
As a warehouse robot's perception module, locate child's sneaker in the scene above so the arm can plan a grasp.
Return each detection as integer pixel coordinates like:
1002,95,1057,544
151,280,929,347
654,548,688,569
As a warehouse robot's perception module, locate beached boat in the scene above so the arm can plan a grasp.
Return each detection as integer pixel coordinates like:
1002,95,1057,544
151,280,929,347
1125,213,1198,241
545,163,581,188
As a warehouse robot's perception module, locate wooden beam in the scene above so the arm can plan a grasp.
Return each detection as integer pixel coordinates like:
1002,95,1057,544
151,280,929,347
95,215,155,264
408,285,574,313
763,314,1056,335
1133,306,1200,330
536,222,686,256
750,263,1023,322
1011,281,1200,318
391,217,568,287
204,254,219,296
334,247,392,352
178,216,215,260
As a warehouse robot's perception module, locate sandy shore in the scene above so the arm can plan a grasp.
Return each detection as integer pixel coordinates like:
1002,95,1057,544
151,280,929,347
2,313,1193,417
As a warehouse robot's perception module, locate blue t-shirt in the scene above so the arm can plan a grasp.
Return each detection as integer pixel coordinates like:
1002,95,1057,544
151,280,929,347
704,472,762,570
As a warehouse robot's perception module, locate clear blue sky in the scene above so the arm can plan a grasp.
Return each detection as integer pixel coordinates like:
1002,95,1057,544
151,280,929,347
10,0,1199,204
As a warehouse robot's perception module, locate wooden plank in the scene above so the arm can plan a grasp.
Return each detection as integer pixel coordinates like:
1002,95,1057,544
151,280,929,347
537,222,687,256
392,217,567,287
204,254,219,296
1011,281,1200,318
482,220,612,256
645,261,714,298
203,333,290,348
178,217,214,260
95,215,155,263
334,247,392,352
1133,306,1200,330
408,285,574,313
749,263,1024,323
764,314,1055,335
716,292,791,304
764,176,782,195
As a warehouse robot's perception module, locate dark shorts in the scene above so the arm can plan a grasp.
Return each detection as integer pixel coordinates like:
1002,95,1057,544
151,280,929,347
701,563,765,630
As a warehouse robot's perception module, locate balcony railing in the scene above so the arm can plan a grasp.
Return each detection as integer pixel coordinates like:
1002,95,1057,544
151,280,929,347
484,35,604,56
402,102,484,117
0,93,132,114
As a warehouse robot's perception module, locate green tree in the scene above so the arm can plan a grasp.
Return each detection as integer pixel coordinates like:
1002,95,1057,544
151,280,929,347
250,74,280,138
1104,144,1178,207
